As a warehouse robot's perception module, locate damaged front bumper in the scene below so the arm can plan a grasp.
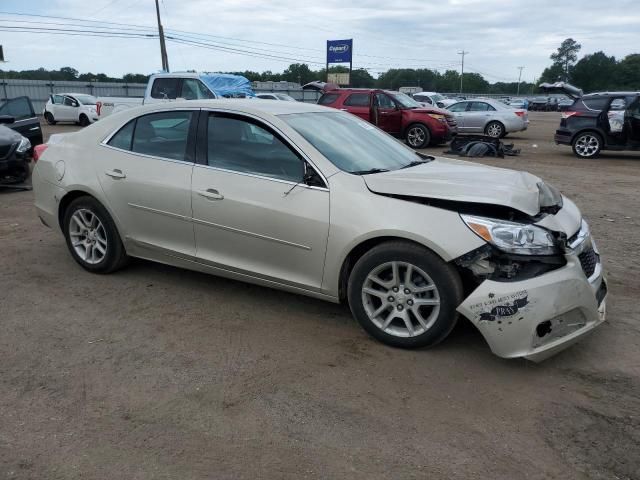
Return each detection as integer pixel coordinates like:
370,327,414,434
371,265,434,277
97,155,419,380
457,222,607,362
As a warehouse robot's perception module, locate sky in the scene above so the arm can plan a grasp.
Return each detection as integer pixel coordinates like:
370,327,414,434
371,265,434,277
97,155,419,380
1,0,640,83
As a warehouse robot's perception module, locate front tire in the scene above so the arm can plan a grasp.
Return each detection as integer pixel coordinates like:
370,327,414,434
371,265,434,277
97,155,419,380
44,112,56,125
63,196,128,273
79,114,90,127
347,241,463,349
572,132,602,158
484,121,505,138
405,124,431,149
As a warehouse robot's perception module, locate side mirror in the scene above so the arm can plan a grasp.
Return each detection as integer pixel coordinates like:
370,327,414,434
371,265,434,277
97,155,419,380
72,102,79,107
0,115,15,124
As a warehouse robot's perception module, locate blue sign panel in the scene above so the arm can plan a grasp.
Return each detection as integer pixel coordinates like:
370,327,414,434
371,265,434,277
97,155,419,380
327,39,353,64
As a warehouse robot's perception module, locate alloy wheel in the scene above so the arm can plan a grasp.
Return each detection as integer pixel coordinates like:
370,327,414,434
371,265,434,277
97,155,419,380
361,261,440,338
69,209,108,264
486,122,503,138
407,127,426,147
574,134,600,157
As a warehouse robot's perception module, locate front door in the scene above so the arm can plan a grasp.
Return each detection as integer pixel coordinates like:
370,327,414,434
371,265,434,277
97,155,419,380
0,96,42,146
95,110,197,256
373,92,402,134
465,101,495,132
191,111,330,290
56,96,78,122
447,102,469,130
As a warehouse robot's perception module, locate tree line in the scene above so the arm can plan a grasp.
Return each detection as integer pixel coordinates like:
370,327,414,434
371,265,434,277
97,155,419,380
2,40,638,94
539,38,640,92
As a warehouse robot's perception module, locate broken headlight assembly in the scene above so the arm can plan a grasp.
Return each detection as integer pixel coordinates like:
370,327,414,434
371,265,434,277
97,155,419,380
461,215,559,256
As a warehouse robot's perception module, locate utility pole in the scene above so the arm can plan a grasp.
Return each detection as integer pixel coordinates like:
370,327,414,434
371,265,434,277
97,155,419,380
517,66,524,95
155,0,169,72
458,50,468,94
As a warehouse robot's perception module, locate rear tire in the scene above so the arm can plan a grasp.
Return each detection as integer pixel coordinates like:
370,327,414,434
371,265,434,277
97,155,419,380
405,124,431,149
44,112,56,125
347,241,463,349
572,132,602,158
62,196,128,273
484,121,505,138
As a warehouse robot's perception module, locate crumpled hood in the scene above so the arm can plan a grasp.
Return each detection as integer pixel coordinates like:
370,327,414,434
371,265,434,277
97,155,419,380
410,106,451,116
363,157,544,216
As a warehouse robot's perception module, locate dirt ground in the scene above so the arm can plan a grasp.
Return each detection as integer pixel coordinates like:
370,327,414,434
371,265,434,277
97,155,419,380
1,113,639,479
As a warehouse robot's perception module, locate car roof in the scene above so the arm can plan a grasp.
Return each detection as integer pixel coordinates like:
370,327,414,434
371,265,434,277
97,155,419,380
139,99,328,116
54,92,94,96
583,92,640,98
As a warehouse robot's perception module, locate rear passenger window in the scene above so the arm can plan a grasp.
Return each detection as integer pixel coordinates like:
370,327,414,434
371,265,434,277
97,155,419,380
343,93,370,107
132,111,193,161
207,114,304,182
318,93,340,105
150,78,181,99
581,98,610,111
107,120,135,150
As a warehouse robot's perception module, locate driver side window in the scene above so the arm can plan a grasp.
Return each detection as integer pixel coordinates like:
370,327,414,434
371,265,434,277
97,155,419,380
448,102,468,112
376,93,395,109
207,114,304,183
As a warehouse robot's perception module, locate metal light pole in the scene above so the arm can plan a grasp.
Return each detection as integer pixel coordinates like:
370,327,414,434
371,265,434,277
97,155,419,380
458,50,468,94
155,0,169,72
517,66,524,95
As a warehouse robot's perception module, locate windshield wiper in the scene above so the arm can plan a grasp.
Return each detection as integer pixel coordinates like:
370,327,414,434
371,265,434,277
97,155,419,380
350,168,390,175
401,153,435,169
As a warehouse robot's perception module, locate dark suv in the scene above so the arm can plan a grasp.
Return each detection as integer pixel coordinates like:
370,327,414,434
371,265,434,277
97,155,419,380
318,88,457,149
542,82,640,158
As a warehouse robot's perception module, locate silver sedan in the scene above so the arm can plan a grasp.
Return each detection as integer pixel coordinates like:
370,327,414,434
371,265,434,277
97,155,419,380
446,98,529,137
32,100,605,361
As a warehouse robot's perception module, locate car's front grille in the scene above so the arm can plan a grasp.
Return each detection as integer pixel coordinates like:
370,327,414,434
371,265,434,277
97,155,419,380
578,247,599,278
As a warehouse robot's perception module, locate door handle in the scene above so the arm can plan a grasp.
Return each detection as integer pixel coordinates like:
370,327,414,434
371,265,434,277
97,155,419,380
105,169,126,179
197,188,224,200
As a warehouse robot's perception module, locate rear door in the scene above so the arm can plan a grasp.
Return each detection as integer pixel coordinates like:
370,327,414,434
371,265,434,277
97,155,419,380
0,96,42,146
627,96,640,144
342,92,371,121
191,111,330,290
96,109,197,256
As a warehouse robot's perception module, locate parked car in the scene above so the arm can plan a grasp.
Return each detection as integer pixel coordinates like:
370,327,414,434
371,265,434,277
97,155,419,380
96,72,255,119
33,99,607,361
44,93,99,126
318,88,457,148
557,97,574,112
541,82,640,158
412,92,456,109
528,97,549,111
509,98,528,110
0,96,43,151
0,117,32,184
256,93,297,101
445,98,529,138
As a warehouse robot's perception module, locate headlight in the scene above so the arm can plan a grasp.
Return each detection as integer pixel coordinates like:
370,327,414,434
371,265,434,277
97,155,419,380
461,214,559,255
16,136,31,154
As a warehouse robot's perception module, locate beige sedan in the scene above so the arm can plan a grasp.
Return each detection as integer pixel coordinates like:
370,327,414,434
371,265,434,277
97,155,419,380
32,100,606,361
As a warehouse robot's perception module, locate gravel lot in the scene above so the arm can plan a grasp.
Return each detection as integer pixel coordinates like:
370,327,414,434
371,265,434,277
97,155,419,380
1,112,639,479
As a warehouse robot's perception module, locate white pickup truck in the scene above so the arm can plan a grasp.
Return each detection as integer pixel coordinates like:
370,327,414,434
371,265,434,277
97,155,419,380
96,72,254,119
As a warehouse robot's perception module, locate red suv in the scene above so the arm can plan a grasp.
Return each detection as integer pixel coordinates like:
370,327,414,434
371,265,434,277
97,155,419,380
318,89,457,149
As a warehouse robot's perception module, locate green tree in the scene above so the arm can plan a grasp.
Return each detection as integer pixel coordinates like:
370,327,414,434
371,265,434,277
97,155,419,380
550,38,581,81
571,51,617,92
349,68,375,88
614,54,640,90
538,63,566,84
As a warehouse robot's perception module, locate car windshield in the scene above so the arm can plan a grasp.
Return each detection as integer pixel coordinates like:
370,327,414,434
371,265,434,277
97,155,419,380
431,94,444,102
388,92,421,109
275,94,297,101
282,112,420,173
74,95,97,105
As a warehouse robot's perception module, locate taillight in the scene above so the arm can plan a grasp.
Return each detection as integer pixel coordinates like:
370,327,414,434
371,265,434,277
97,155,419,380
96,101,102,116
514,110,525,117
33,144,48,162
562,111,581,119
